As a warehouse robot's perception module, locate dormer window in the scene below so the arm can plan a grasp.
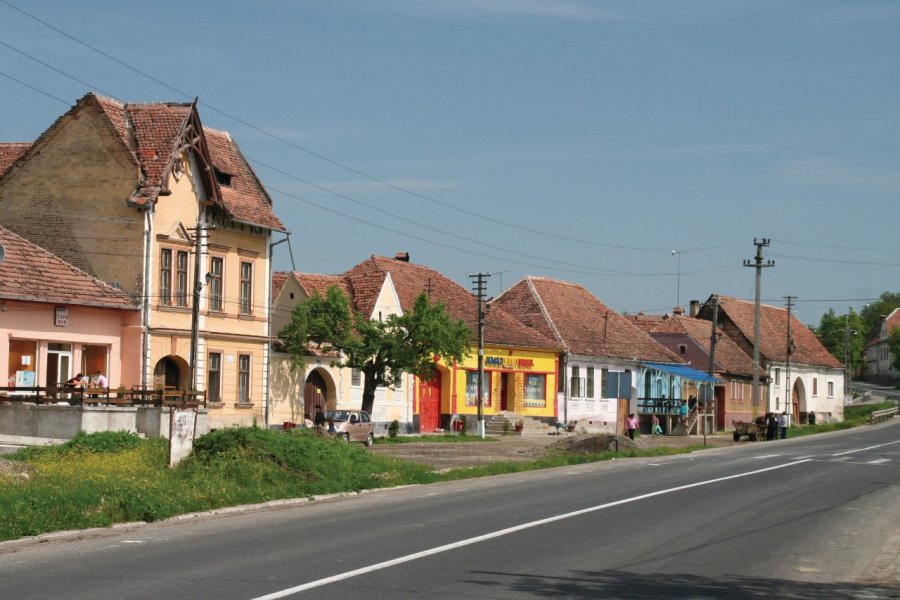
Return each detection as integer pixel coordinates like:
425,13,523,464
214,168,232,187
678,344,687,355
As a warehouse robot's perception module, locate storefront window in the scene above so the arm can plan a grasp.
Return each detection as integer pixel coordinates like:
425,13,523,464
7,339,37,387
465,370,491,406
524,374,546,407
81,345,108,380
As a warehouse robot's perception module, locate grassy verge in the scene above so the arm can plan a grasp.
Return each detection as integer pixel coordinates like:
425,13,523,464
787,402,896,438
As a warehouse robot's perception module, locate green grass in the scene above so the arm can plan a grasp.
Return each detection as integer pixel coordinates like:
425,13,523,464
785,402,896,438
0,406,891,542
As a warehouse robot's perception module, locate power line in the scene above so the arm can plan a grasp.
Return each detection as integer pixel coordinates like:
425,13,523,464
0,1,744,255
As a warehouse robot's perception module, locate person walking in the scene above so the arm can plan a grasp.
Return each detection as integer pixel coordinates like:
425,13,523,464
779,411,789,440
766,412,778,441
625,413,639,440
651,414,662,436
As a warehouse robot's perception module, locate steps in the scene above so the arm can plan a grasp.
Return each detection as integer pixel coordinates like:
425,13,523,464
484,412,556,437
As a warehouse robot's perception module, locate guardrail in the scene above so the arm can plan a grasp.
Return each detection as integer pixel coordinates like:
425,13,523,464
868,406,898,423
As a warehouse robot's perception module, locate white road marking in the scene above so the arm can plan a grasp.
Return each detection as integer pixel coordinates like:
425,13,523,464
832,439,900,457
249,459,812,599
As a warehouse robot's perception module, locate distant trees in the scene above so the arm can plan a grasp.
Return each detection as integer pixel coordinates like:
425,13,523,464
815,291,900,376
815,308,865,372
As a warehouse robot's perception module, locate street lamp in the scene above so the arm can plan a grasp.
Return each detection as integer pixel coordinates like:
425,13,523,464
672,249,685,311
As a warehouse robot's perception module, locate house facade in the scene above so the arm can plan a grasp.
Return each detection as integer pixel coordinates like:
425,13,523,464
0,93,285,428
696,295,845,423
269,270,412,432
865,308,900,384
270,255,559,433
0,225,140,392
630,311,756,430
493,277,690,435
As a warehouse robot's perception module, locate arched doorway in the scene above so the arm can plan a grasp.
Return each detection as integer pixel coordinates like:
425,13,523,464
303,370,328,417
791,378,806,422
154,355,188,389
418,370,442,433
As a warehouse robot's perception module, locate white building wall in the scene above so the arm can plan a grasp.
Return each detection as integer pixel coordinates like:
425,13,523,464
564,354,632,433
768,362,844,422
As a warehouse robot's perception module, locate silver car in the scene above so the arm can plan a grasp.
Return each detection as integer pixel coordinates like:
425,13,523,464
328,410,374,446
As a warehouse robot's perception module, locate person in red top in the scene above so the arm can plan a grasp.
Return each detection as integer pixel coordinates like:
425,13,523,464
626,413,639,440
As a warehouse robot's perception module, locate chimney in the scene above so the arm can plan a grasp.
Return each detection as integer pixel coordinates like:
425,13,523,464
394,252,409,262
673,307,684,316
689,300,700,317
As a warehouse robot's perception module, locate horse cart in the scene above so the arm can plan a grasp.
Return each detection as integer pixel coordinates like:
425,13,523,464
732,419,765,442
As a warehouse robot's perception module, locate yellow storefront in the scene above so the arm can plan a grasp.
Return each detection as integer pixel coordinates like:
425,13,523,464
449,345,558,419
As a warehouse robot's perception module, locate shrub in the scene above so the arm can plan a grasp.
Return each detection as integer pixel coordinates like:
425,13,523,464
388,420,400,438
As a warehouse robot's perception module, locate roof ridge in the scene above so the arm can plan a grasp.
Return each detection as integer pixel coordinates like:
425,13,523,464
526,277,567,350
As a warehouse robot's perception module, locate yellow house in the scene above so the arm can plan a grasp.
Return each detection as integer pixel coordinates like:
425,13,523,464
0,93,286,428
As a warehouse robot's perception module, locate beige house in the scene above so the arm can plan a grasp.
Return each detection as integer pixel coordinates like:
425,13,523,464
269,271,412,432
0,93,286,428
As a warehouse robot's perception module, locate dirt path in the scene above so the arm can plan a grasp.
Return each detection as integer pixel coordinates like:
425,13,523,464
369,432,738,471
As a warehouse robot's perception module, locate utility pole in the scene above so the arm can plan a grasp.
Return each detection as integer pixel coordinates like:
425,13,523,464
188,222,207,392
844,308,856,384
469,272,491,439
706,295,720,445
784,295,796,418
672,249,686,311
744,239,774,414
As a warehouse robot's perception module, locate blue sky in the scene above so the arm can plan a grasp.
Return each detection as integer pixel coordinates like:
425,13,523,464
2,0,898,326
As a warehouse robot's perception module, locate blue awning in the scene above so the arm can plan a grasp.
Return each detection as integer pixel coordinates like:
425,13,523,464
642,362,722,383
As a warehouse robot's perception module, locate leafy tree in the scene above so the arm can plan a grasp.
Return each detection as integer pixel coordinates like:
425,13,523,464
279,286,471,415
814,308,865,374
860,292,900,336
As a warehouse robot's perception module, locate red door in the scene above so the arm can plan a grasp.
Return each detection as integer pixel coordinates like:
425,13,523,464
419,372,441,433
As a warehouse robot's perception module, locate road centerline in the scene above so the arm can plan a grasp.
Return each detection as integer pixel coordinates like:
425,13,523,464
249,459,812,599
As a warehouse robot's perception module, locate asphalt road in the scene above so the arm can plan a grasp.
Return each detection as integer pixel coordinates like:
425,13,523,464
1,422,899,599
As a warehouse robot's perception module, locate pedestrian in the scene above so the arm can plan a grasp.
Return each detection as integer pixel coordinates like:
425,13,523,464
625,413,638,440
779,411,789,440
314,405,327,428
651,414,662,436
766,412,777,441
680,399,689,425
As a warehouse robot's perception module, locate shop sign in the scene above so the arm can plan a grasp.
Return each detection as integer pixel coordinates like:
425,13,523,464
484,356,534,370
54,307,68,327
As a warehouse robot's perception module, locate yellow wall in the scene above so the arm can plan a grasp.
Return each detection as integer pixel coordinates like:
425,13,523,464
448,345,558,418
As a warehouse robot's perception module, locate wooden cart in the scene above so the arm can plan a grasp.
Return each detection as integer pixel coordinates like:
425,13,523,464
732,419,765,442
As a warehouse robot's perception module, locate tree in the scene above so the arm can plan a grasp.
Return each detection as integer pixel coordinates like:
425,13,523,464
814,308,865,374
860,292,900,336
279,286,471,415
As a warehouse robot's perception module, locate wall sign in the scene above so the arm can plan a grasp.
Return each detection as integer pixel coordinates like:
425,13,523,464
484,356,534,369
54,307,68,327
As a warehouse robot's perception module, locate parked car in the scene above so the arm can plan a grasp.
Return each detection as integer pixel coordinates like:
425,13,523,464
328,409,374,446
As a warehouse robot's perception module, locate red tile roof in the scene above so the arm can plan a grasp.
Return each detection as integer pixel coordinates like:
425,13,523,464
493,276,680,362
6,93,284,232
344,257,559,349
204,128,284,231
706,295,843,368
0,143,32,179
0,225,137,309
293,272,350,299
641,315,755,377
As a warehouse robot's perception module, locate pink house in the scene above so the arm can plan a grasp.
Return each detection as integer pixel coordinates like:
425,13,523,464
0,226,140,393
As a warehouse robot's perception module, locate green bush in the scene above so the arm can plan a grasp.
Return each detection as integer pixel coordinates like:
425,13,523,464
388,420,400,438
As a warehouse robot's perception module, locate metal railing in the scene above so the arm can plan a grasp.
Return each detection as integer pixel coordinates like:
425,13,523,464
867,406,898,424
